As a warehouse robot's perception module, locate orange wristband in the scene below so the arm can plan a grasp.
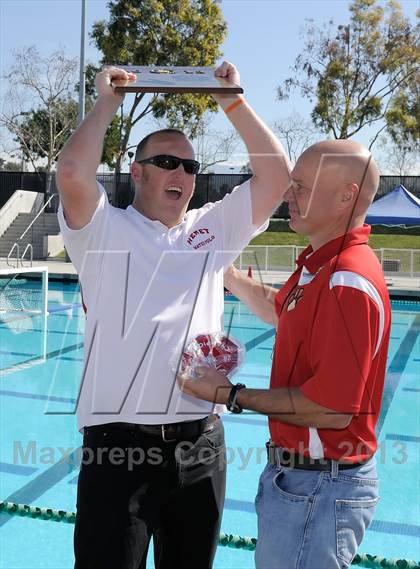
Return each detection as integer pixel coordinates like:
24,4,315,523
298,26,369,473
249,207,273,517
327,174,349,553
223,98,244,114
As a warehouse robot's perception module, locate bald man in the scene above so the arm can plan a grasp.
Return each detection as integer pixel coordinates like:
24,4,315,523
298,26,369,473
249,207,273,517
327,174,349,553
178,140,391,568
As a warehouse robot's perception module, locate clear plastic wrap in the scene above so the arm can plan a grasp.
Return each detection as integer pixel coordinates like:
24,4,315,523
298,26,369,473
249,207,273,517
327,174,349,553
179,332,245,379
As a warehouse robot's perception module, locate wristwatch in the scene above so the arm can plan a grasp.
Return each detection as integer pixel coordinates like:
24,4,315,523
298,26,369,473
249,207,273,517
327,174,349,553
227,383,246,414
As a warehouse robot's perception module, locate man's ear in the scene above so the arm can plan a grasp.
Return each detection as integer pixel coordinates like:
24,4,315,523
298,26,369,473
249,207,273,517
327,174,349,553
341,183,359,205
131,161,142,184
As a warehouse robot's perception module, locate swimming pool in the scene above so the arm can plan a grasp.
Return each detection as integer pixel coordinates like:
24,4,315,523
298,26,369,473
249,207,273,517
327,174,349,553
0,281,419,568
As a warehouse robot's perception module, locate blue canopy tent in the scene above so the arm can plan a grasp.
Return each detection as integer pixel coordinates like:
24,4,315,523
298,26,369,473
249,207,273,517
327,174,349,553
365,185,420,226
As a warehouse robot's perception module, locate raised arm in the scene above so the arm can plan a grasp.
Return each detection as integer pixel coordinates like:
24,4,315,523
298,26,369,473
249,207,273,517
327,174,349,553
213,62,291,228
224,265,278,326
56,67,136,229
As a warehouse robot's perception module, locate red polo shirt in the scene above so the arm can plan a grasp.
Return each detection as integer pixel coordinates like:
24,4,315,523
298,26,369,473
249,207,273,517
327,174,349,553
269,225,391,462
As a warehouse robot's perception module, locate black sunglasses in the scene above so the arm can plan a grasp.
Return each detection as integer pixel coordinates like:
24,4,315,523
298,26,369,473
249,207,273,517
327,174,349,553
136,154,200,175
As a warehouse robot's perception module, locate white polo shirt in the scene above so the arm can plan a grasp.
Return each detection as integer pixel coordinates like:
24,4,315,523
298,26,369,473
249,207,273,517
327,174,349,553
58,180,266,430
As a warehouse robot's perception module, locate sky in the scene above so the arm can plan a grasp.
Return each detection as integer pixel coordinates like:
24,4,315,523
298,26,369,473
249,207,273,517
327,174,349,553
0,0,418,172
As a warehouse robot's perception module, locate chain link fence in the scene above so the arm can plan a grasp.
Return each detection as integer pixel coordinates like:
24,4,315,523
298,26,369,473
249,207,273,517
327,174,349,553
234,246,420,278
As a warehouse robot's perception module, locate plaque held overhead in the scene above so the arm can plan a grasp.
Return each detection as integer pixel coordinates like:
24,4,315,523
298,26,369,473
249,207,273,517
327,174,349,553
110,65,244,94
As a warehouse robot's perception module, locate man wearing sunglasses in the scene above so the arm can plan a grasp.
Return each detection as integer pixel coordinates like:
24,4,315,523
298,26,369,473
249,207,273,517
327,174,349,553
56,62,290,569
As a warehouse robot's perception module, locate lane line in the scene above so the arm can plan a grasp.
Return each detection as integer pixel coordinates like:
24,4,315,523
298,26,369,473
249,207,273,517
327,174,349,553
0,449,80,527
377,314,420,436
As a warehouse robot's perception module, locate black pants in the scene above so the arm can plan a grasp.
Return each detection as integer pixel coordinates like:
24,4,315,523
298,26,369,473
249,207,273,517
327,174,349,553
74,418,226,569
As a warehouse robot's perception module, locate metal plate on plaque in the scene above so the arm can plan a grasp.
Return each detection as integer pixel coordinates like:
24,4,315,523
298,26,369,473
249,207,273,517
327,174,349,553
110,66,243,94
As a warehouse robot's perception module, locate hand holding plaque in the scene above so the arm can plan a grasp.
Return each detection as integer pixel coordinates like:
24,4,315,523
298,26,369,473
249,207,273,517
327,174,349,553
110,65,244,94
95,66,137,98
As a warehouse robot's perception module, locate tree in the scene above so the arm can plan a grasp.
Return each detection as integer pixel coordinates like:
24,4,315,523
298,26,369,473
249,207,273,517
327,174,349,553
13,99,78,169
377,135,419,175
0,158,21,171
191,113,239,172
90,0,227,176
240,162,252,174
272,113,322,163
385,70,420,151
277,0,419,148
0,47,79,172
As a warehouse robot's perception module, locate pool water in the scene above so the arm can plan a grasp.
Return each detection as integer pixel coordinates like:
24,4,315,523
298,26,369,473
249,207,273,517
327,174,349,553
0,281,419,568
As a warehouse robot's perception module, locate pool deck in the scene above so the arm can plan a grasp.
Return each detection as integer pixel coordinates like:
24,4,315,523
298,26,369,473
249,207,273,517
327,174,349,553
1,257,419,298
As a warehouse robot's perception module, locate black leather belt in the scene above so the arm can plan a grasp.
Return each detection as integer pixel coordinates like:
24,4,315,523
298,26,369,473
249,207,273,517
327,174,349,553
266,442,367,471
84,415,219,443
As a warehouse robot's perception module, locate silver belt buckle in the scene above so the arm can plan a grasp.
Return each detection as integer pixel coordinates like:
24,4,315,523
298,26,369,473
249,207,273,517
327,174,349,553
161,424,177,443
